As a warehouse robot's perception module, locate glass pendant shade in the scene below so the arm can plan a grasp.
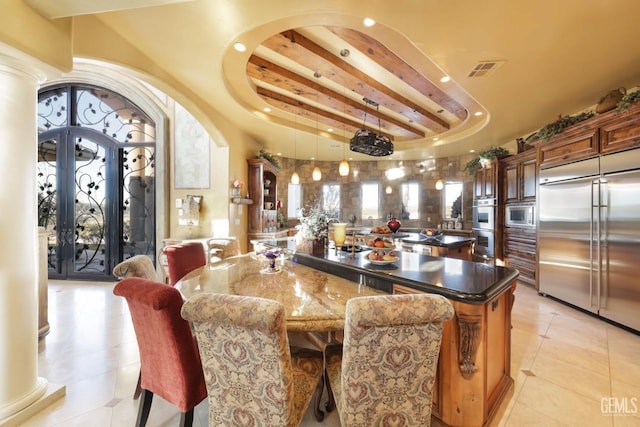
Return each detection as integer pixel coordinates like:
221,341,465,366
385,185,392,194
291,171,300,185
338,159,350,176
435,179,444,190
312,166,322,181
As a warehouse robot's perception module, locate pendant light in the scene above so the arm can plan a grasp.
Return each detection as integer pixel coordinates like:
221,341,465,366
339,158,350,176
338,80,350,176
312,91,322,181
435,179,444,190
291,115,300,185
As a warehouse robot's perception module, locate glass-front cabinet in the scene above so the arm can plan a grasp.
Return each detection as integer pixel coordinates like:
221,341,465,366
247,159,284,247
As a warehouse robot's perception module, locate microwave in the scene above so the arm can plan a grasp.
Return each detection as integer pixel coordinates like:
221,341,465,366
506,204,535,227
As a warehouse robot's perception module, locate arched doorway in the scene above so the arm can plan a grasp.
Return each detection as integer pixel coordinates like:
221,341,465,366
37,84,156,280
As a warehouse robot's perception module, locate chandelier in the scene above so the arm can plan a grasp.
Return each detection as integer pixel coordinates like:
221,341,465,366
350,98,393,157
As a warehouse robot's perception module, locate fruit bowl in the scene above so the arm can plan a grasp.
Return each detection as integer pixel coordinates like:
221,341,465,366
366,249,399,264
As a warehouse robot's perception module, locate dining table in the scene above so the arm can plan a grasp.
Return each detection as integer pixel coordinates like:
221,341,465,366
175,252,386,332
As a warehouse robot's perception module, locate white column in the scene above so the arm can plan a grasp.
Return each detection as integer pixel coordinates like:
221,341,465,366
0,56,49,420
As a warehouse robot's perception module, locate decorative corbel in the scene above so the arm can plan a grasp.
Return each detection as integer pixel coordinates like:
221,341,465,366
457,312,481,379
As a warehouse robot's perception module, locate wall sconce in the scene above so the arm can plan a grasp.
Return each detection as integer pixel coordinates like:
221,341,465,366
385,185,393,194
435,179,444,190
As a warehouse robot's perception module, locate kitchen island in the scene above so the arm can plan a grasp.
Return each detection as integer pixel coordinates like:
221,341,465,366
254,237,518,427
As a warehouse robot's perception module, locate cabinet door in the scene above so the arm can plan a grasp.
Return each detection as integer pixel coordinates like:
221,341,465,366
505,165,518,203
521,160,537,200
484,166,496,198
474,170,484,199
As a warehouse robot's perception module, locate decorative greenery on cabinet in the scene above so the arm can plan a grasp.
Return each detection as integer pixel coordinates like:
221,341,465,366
464,147,510,176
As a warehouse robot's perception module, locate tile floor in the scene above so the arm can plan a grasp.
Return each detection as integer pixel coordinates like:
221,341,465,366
14,279,640,426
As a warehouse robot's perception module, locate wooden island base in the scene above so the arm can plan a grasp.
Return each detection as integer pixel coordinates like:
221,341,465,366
394,282,516,427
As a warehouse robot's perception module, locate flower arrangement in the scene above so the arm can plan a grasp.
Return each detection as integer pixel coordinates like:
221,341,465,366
295,204,332,240
232,180,244,189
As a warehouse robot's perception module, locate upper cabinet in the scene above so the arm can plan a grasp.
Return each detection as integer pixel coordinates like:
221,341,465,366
473,162,497,200
502,150,537,204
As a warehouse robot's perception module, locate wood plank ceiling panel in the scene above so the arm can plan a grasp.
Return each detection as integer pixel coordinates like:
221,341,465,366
248,28,459,141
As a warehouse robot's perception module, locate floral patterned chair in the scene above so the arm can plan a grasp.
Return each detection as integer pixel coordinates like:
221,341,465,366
324,293,454,426
181,293,325,427
113,255,159,282
206,237,241,265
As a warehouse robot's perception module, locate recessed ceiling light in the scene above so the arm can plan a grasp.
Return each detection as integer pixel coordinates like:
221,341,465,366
328,128,333,132
233,42,246,52
433,137,439,141
470,149,476,153
440,76,451,83
363,18,376,27
474,111,483,116
263,107,271,112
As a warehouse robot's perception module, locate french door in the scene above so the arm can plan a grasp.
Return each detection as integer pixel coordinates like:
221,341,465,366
37,84,156,280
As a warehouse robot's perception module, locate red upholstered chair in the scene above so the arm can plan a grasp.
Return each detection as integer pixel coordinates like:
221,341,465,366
162,242,206,286
113,277,207,427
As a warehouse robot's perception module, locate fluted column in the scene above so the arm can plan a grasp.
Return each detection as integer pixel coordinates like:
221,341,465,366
0,55,50,420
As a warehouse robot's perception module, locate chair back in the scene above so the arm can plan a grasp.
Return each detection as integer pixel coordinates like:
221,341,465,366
206,237,240,264
112,255,158,281
339,293,454,426
181,293,297,426
113,277,207,412
162,242,206,285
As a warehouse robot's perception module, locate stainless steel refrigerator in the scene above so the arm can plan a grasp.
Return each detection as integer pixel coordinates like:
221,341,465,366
538,147,640,332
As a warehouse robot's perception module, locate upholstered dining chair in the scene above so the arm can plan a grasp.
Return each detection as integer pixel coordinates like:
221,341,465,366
206,237,240,265
181,293,325,427
112,255,160,400
162,242,207,286
113,255,159,282
113,278,207,427
324,293,455,427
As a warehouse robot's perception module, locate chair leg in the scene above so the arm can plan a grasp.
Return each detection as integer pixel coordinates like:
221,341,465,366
179,409,194,427
133,370,142,400
324,368,336,413
135,389,153,427
312,376,325,421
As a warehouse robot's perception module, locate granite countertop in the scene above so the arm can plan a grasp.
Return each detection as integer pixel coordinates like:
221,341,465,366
400,232,474,247
254,237,518,303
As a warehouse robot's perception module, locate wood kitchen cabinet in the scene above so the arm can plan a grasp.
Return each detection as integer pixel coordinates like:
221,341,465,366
473,161,497,200
503,227,537,287
503,150,537,203
247,159,283,246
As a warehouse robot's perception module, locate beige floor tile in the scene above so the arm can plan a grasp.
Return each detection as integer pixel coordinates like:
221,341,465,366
516,376,614,426
531,349,612,402
501,400,570,427
535,336,610,376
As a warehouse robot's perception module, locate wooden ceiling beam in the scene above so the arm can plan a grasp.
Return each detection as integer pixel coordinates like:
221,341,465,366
326,26,468,121
264,30,450,133
248,55,425,139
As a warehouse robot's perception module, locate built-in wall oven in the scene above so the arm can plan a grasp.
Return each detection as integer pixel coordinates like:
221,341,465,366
472,228,495,259
472,198,495,230
472,198,496,260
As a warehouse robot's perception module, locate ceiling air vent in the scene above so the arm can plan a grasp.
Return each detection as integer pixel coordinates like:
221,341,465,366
467,60,506,78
